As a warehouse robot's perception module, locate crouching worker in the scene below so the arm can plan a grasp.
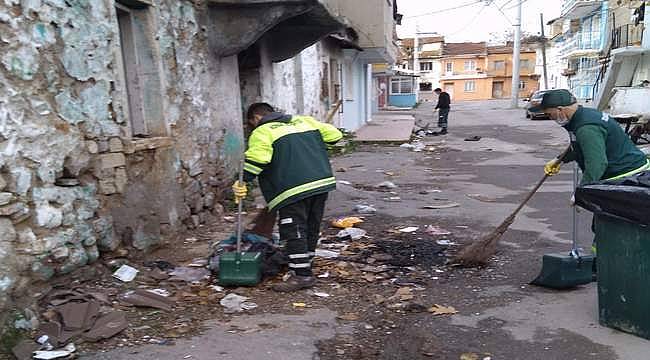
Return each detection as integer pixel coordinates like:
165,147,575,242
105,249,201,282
232,103,343,292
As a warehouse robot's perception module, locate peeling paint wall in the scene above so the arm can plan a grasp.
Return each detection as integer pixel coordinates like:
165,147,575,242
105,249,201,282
0,0,242,315
241,40,342,123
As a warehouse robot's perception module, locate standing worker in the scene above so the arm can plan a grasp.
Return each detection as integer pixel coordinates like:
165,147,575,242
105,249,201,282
433,87,451,135
232,103,343,292
530,89,649,259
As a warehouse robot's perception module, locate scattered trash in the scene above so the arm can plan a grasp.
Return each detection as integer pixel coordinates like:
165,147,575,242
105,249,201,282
375,181,397,189
317,272,330,278
464,135,482,141
187,258,208,267
337,313,360,321
33,343,76,359
394,287,414,301
169,267,210,282
354,204,377,214
460,353,493,360
383,196,401,202
424,225,451,236
220,293,258,313
210,285,224,292
466,194,497,202
83,312,128,342
292,302,306,308
398,226,419,233
147,288,171,297
337,180,352,185
12,339,40,360
315,249,340,259
436,239,459,246
336,227,367,240
428,304,458,315
331,216,364,228
421,203,460,209
112,264,139,282
120,289,175,311
312,292,331,298
400,142,425,152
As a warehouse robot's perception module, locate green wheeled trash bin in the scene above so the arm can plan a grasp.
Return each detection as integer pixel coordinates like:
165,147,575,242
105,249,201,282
594,214,650,339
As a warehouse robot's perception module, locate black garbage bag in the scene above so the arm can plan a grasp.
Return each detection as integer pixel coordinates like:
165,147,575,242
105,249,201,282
575,170,650,226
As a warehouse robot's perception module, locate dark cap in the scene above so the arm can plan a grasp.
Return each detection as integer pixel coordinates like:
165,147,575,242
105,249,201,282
528,89,576,112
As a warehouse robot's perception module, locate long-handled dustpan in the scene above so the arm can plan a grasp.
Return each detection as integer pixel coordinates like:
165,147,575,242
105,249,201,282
531,163,594,289
219,160,262,286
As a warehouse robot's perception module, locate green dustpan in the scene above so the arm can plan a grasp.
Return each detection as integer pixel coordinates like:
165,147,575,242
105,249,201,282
219,161,262,286
531,163,595,289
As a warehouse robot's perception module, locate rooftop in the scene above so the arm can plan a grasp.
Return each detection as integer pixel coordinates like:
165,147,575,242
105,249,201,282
443,42,487,56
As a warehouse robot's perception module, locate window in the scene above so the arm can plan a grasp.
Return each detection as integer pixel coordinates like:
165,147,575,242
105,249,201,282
520,59,530,70
390,77,414,94
519,80,527,90
446,62,453,73
464,80,476,92
419,82,432,92
116,2,164,137
493,60,505,70
420,62,433,71
464,60,476,71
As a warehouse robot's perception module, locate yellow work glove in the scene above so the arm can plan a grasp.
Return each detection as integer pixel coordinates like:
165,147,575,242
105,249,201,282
232,181,247,204
544,158,562,176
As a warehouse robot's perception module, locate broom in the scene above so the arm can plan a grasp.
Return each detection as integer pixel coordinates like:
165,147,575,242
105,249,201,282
454,146,571,267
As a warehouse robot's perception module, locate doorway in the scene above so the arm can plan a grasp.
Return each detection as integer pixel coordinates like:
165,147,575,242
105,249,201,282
492,81,504,98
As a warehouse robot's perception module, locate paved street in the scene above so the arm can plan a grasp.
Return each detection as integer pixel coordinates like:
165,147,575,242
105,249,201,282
86,100,649,360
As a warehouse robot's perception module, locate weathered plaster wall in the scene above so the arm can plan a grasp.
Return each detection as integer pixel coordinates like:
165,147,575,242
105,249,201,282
0,0,243,316
240,41,335,122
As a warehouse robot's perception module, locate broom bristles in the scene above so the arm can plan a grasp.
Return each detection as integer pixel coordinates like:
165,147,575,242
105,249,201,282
454,215,515,267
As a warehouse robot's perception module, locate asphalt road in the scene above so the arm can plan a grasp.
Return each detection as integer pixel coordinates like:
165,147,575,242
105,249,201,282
86,99,650,360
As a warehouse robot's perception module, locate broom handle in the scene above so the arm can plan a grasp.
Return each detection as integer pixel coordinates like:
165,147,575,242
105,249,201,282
506,146,572,222
236,160,244,254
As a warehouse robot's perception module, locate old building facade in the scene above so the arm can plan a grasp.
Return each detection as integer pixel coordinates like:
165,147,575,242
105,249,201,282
0,0,398,319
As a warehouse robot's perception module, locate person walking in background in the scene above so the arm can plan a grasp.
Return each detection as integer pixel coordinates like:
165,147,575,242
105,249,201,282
433,88,450,135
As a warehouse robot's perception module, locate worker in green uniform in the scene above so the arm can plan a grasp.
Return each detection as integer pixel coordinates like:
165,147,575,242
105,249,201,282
232,103,343,292
529,89,650,258
531,89,649,186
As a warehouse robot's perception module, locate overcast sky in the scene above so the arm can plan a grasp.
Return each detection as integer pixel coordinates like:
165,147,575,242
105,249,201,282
396,0,563,42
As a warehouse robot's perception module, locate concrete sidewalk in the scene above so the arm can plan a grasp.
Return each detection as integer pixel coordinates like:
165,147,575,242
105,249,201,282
353,112,415,142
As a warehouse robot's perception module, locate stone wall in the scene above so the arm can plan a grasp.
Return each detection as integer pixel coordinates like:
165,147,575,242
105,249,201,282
0,0,243,315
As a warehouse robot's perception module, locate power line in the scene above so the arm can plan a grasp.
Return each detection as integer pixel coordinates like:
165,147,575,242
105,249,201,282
404,0,485,19
447,4,490,36
492,0,513,24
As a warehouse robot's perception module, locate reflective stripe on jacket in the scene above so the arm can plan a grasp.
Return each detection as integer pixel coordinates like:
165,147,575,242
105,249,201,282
244,113,342,210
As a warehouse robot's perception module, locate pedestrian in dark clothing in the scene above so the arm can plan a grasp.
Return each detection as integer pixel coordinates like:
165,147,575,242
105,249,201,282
434,88,450,135
232,103,343,292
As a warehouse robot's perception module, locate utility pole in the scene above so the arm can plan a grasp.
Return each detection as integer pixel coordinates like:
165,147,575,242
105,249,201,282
510,0,522,108
414,21,420,103
540,13,549,90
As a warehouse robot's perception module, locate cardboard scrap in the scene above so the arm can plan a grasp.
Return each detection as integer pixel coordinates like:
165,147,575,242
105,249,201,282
120,289,175,311
428,304,458,315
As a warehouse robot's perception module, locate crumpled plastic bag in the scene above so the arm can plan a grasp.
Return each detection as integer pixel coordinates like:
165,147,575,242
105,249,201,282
220,293,258,313
575,170,650,225
337,227,367,240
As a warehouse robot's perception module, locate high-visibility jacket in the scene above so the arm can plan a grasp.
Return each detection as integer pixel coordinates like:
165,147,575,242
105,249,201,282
243,112,342,210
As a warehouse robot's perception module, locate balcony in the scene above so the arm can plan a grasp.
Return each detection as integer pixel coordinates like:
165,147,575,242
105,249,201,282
557,31,602,58
328,0,399,63
561,0,603,19
612,24,645,50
